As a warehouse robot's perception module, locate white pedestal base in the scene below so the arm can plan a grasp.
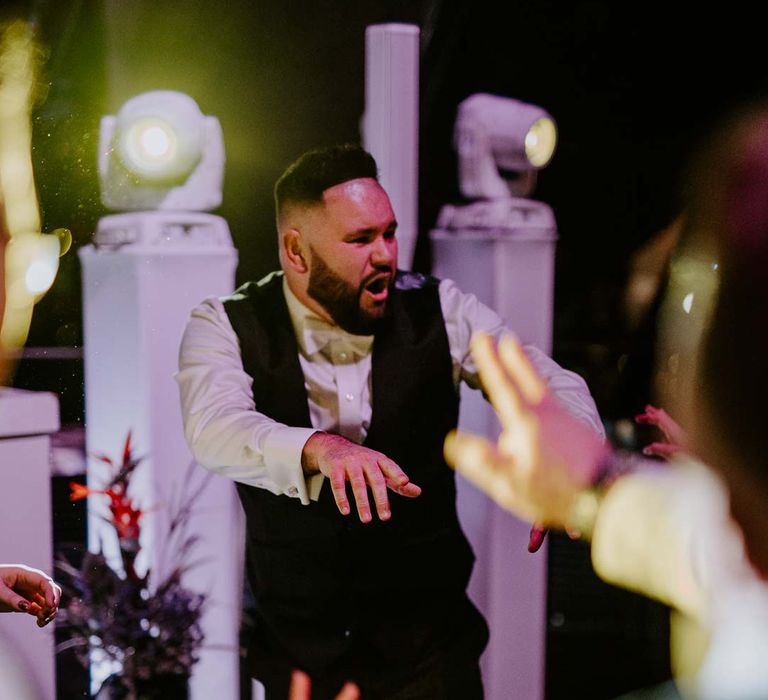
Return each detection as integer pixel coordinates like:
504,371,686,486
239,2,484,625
80,238,241,700
431,221,556,700
0,387,60,700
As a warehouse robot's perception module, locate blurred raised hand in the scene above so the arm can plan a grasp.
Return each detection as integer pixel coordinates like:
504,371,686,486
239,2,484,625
444,333,608,530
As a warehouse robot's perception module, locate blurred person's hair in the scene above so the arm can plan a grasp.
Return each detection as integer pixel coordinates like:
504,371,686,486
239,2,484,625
694,104,768,478
657,101,768,494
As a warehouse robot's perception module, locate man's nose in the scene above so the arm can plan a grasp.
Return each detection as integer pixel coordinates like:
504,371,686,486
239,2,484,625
371,236,395,267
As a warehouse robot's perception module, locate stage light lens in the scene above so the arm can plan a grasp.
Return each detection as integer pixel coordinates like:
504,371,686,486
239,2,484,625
121,118,178,176
525,117,557,168
114,91,205,184
137,123,174,159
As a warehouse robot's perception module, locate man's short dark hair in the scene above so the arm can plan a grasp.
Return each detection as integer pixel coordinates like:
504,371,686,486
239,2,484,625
274,144,378,215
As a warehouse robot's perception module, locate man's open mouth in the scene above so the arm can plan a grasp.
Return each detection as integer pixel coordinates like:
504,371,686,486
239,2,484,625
362,274,391,302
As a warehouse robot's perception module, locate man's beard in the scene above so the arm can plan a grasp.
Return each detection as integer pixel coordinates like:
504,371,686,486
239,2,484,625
306,246,392,335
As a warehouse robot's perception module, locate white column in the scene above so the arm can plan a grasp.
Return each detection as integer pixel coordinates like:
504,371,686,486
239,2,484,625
0,387,60,700
431,203,557,700
362,23,420,271
80,212,241,699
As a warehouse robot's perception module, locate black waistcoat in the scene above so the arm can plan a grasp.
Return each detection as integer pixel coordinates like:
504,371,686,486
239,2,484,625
223,270,475,670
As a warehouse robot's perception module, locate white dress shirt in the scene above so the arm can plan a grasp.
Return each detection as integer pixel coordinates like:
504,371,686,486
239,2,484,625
176,276,605,505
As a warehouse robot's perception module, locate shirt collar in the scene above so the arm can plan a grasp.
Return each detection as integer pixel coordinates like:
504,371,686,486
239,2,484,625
282,277,374,357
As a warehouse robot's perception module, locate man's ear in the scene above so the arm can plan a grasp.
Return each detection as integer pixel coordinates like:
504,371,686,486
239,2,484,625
282,229,308,273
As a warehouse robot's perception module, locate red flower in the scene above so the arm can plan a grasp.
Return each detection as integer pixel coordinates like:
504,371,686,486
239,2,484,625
69,482,91,502
108,493,143,542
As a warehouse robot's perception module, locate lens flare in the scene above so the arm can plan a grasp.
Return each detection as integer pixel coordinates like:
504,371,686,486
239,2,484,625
124,119,177,169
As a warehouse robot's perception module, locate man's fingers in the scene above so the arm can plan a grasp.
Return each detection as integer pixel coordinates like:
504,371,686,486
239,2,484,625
362,463,391,521
471,333,523,426
378,459,422,499
329,468,351,516
348,467,372,523
388,480,422,498
498,335,547,404
328,453,420,522
376,458,408,487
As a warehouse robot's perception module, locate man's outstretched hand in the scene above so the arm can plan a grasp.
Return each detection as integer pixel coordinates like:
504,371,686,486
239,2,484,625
302,432,421,523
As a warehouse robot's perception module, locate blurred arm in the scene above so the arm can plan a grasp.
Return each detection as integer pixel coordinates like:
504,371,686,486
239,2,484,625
591,464,720,620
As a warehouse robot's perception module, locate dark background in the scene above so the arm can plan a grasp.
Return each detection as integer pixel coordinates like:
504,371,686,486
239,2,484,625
13,0,768,423
5,1,768,697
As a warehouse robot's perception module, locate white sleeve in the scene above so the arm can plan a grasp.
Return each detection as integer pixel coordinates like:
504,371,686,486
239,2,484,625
439,278,606,438
591,460,738,621
175,296,316,504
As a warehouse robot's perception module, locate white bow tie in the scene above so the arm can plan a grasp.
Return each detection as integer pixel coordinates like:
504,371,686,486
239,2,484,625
302,317,372,357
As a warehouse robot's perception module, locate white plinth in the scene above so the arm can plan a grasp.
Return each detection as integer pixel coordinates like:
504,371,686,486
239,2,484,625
363,23,420,270
80,234,242,700
431,222,557,700
0,387,60,700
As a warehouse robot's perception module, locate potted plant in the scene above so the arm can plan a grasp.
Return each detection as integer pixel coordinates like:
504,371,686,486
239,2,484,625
56,432,208,699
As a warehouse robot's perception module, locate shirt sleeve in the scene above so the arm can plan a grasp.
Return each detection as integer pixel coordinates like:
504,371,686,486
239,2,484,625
590,460,744,622
175,296,316,504
439,278,606,438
